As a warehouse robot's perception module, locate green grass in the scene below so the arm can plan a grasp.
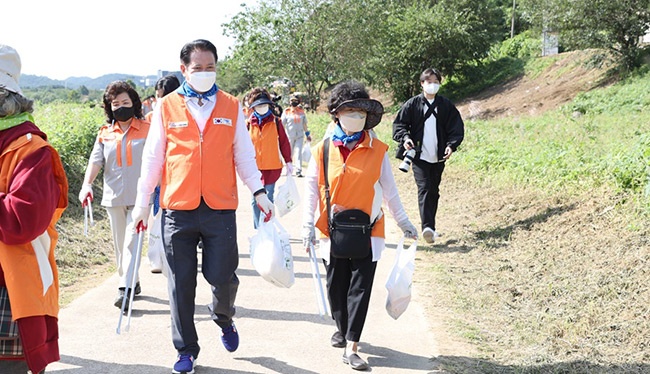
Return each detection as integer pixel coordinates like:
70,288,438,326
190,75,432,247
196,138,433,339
455,68,650,208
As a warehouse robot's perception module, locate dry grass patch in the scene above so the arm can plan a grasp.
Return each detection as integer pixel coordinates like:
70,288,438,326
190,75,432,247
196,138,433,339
395,165,649,373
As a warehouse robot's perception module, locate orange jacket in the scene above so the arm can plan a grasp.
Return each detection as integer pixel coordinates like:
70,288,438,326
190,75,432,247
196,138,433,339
249,117,283,170
159,91,240,210
0,133,68,320
314,131,388,238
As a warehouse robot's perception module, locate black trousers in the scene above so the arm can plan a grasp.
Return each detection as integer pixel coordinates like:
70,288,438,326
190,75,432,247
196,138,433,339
325,250,377,343
412,159,446,231
162,199,239,358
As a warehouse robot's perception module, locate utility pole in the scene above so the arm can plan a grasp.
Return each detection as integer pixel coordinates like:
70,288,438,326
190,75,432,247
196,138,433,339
511,0,516,38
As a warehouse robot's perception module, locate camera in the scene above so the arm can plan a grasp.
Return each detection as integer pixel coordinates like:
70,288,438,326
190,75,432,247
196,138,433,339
399,149,416,173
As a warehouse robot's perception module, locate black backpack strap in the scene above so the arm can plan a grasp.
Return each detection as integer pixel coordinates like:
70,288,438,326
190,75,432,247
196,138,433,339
423,98,438,121
323,138,332,227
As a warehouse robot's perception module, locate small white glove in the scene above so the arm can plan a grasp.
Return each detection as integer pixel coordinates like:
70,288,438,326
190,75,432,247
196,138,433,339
132,206,151,231
78,183,93,205
285,162,294,176
397,219,418,239
255,193,275,222
302,224,316,248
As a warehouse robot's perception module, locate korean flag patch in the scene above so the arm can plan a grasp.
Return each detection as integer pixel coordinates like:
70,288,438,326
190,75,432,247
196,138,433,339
213,117,232,126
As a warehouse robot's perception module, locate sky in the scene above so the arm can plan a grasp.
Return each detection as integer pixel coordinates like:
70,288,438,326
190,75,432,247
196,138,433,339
3,0,258,80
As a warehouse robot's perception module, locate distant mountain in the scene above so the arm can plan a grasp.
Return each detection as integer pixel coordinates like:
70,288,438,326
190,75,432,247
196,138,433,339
20,72,181,90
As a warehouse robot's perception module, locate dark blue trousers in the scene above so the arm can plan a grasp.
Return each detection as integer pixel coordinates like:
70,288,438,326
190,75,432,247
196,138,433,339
162,199,239,358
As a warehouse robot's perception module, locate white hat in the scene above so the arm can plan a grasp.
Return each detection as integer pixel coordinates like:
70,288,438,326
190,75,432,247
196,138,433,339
0,45,22,95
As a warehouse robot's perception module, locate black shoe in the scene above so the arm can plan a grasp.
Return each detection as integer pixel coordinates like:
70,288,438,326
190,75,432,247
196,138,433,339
134,281,141,295
331,331,346,348
114,289,129,310
296,172,304,178
342,352,369,371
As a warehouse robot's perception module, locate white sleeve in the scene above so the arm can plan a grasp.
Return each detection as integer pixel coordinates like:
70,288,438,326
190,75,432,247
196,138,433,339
233,103,264,193
136,106,165,207
302,154,320,226
379,153,409,224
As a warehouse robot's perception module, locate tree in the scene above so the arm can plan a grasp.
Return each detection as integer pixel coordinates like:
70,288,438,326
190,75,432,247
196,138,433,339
520,0,650,70
223,0,505,104
369,0,505,102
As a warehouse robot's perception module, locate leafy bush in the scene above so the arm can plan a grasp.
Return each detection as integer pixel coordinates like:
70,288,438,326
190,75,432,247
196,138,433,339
489,30,542,60
35,102,104,206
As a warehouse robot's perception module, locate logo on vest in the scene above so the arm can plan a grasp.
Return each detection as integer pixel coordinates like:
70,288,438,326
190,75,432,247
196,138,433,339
169,122,189,128
213,118,232,126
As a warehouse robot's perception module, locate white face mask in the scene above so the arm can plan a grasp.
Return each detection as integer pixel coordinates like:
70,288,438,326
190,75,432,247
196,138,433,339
423,82,440,95
339,111,367,133
188,71,216,93
254,104,270,115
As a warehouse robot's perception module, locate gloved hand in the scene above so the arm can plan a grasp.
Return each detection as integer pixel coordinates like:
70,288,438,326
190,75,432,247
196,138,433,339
285,162,294,176
255,193,275,222
397,219,418,240
132,206,151,231
78,183,93,206
302,224,316,248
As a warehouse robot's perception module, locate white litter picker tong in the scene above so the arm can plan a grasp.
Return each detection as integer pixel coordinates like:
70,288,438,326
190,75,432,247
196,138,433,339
83,196,94,236
308,242,329,317
116,221,147,334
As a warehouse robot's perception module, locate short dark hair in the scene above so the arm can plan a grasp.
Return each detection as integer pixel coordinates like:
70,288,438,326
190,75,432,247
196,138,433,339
420,68,442,83
102,81,143,123
180,39,218,66
327,80,370,115
155,75,181,97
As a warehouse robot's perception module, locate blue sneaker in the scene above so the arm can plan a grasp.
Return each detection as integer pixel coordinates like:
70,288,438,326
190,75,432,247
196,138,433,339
172,354,195,374
221,323,239,352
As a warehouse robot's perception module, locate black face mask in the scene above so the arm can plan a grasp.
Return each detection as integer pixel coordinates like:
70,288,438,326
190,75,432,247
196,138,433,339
113,106,134,122
290,102,299,107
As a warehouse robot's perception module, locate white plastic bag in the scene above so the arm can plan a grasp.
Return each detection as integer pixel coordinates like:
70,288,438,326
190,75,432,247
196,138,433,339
275,174,300,217
385,237,417,319
302,141,312,164
249,217,295,288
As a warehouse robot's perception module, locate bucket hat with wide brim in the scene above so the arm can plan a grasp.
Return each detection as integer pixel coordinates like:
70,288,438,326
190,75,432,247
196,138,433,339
330,98,384,130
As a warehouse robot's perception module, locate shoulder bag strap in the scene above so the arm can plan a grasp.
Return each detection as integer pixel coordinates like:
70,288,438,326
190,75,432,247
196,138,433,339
323,138,332,226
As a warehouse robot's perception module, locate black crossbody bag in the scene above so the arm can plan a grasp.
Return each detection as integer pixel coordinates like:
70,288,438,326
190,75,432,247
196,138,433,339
323,138,374,259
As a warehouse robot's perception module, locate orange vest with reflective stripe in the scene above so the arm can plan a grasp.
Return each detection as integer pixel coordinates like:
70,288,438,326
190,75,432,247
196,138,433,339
249,117,283,170
159,91,240,210
97,118,150,167
314,132,387,238
0,133,68,320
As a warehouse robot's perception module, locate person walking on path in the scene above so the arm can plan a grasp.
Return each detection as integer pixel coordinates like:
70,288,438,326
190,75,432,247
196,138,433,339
281,93,311,177
246,87,293,228
79,80,150,309
132,39,274,374
0,44,68,374
146,75,181,274
303,80,418,371
145,75,181,123
392,68,464,244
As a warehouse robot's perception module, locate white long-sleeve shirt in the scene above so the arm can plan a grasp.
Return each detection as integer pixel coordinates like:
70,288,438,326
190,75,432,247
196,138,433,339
302,141,411,262
135,94,263,208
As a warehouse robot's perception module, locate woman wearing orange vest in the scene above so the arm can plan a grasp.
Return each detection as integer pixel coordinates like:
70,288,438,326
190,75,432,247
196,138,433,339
0,45,68,374
246,87,293,228
78,81,150,311
132,39,274,374
302,80,418,371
